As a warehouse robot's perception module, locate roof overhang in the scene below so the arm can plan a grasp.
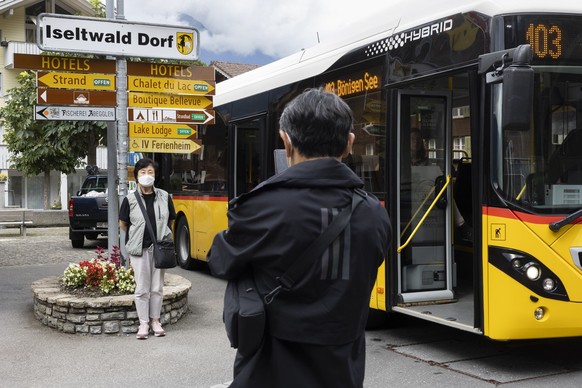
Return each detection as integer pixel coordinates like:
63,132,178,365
0,0,94,17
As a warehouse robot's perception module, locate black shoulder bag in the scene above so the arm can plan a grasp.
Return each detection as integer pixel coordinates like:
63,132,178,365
224,190,365,356
134,191,176,269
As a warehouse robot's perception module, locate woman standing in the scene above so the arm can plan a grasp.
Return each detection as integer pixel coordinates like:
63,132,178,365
119,158,176,339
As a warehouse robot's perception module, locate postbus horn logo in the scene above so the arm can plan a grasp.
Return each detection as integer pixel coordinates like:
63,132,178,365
176,32,194,55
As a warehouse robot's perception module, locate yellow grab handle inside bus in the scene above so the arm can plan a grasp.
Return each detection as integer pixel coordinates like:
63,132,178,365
397,174,451,253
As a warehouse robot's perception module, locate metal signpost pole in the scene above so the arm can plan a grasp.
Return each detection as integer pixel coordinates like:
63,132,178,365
116,0,128,209
105,0,119,257
117,58,128,203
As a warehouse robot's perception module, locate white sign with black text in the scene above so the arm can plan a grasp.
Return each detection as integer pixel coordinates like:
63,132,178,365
34,105,116,121
37,13,199,60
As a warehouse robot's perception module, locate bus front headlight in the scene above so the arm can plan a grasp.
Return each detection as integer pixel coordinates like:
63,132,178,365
524,263,541,281
542,278,556,291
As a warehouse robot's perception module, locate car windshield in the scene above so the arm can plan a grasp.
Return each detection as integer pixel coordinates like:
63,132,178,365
493,67,582,214
80,177,107,195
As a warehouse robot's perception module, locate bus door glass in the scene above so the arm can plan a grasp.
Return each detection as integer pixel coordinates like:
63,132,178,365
233,118,262,197
397,92,455,303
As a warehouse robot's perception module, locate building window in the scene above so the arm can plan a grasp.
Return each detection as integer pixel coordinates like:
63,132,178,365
26,17,36,43
453,137,466,160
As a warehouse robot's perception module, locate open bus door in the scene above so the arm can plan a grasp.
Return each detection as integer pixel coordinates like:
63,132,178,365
229,116,267,200
395,92,456,304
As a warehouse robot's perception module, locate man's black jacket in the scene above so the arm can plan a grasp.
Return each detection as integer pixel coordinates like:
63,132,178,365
208,158,391,345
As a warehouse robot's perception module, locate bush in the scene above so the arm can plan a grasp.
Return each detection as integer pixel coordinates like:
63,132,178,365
62,246,135,295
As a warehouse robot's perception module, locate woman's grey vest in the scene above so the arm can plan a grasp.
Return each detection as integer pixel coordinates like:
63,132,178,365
125,188,173,256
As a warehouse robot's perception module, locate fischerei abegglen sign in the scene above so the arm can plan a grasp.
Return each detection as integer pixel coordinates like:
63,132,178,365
37,14,199,61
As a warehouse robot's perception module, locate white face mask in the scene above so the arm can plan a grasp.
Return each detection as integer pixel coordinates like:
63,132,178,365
138,175,155,187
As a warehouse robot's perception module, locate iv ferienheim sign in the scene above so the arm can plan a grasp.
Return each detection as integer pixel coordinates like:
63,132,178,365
37,13,199,60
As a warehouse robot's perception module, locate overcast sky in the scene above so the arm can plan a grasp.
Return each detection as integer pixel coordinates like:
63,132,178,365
119,0,391,65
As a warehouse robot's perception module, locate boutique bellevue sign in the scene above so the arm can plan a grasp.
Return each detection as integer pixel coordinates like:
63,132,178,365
37,13,200,60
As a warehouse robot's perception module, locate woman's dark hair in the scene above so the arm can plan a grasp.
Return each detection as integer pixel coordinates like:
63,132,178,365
133,158,158,180
279,88,353,158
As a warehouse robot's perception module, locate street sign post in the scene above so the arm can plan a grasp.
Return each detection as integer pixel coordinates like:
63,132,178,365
128,122,197,139
129,137,201,154
128,92,212,109
127,108,215,124
37,13,200,60
32,8,212,255
37,71,116,91
127,75,214,95
37,88,117,106
34,105,116,121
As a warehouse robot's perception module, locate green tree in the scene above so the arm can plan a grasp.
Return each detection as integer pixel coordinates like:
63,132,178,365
0,71,106,209
89,0,106,18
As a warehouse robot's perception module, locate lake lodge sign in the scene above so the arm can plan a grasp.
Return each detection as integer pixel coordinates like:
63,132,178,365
37,13,200,60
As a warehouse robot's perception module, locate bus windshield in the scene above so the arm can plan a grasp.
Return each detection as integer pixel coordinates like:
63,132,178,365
494,67,582,214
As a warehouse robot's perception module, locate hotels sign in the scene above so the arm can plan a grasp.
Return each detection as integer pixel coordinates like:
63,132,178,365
12,54,116,73
37,13,200,60
13,54,215,80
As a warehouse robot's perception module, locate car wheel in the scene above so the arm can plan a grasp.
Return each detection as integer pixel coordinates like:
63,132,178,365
70,231,85,248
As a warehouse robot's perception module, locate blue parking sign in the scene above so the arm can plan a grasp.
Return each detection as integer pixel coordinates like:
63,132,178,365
128,152,143,166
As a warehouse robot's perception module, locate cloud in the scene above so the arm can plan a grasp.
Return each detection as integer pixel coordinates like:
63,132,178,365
121,0,388,62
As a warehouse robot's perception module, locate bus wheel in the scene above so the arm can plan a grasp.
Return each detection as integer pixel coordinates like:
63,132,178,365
366,308,388,330
175,217,196,270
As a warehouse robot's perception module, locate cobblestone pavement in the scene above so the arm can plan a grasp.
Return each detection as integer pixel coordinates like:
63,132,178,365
0,227,106,267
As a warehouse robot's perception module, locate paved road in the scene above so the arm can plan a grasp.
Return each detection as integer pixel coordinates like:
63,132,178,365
2,227,582,387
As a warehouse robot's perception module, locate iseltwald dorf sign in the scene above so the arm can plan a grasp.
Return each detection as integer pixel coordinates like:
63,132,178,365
37,13,199,60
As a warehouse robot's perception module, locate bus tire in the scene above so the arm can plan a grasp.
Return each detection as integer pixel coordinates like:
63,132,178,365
175,216,196,270
366,308,388,330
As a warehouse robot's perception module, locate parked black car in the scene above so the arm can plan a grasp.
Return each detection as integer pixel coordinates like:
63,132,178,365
68,167,108,248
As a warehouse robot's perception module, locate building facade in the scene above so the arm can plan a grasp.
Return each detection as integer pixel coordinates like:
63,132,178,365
0,0,97,209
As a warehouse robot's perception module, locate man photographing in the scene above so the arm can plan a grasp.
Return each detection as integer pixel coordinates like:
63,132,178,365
208,88,391,388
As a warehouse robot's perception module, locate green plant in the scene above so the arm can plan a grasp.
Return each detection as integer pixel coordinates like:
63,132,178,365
0,173,7,182
62,246,135,295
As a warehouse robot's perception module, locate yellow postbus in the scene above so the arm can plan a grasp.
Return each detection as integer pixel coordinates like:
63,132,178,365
159,0,582,340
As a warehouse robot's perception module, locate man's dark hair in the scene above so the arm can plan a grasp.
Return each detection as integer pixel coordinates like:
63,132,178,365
133,158,158,180
279,88,353,158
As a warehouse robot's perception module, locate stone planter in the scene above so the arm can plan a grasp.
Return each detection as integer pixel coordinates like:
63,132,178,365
31,273,191,335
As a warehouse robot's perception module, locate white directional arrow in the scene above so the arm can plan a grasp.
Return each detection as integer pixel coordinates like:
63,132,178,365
40,90,47,103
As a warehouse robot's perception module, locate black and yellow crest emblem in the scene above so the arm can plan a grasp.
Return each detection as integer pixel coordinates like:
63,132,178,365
176,32,194,55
